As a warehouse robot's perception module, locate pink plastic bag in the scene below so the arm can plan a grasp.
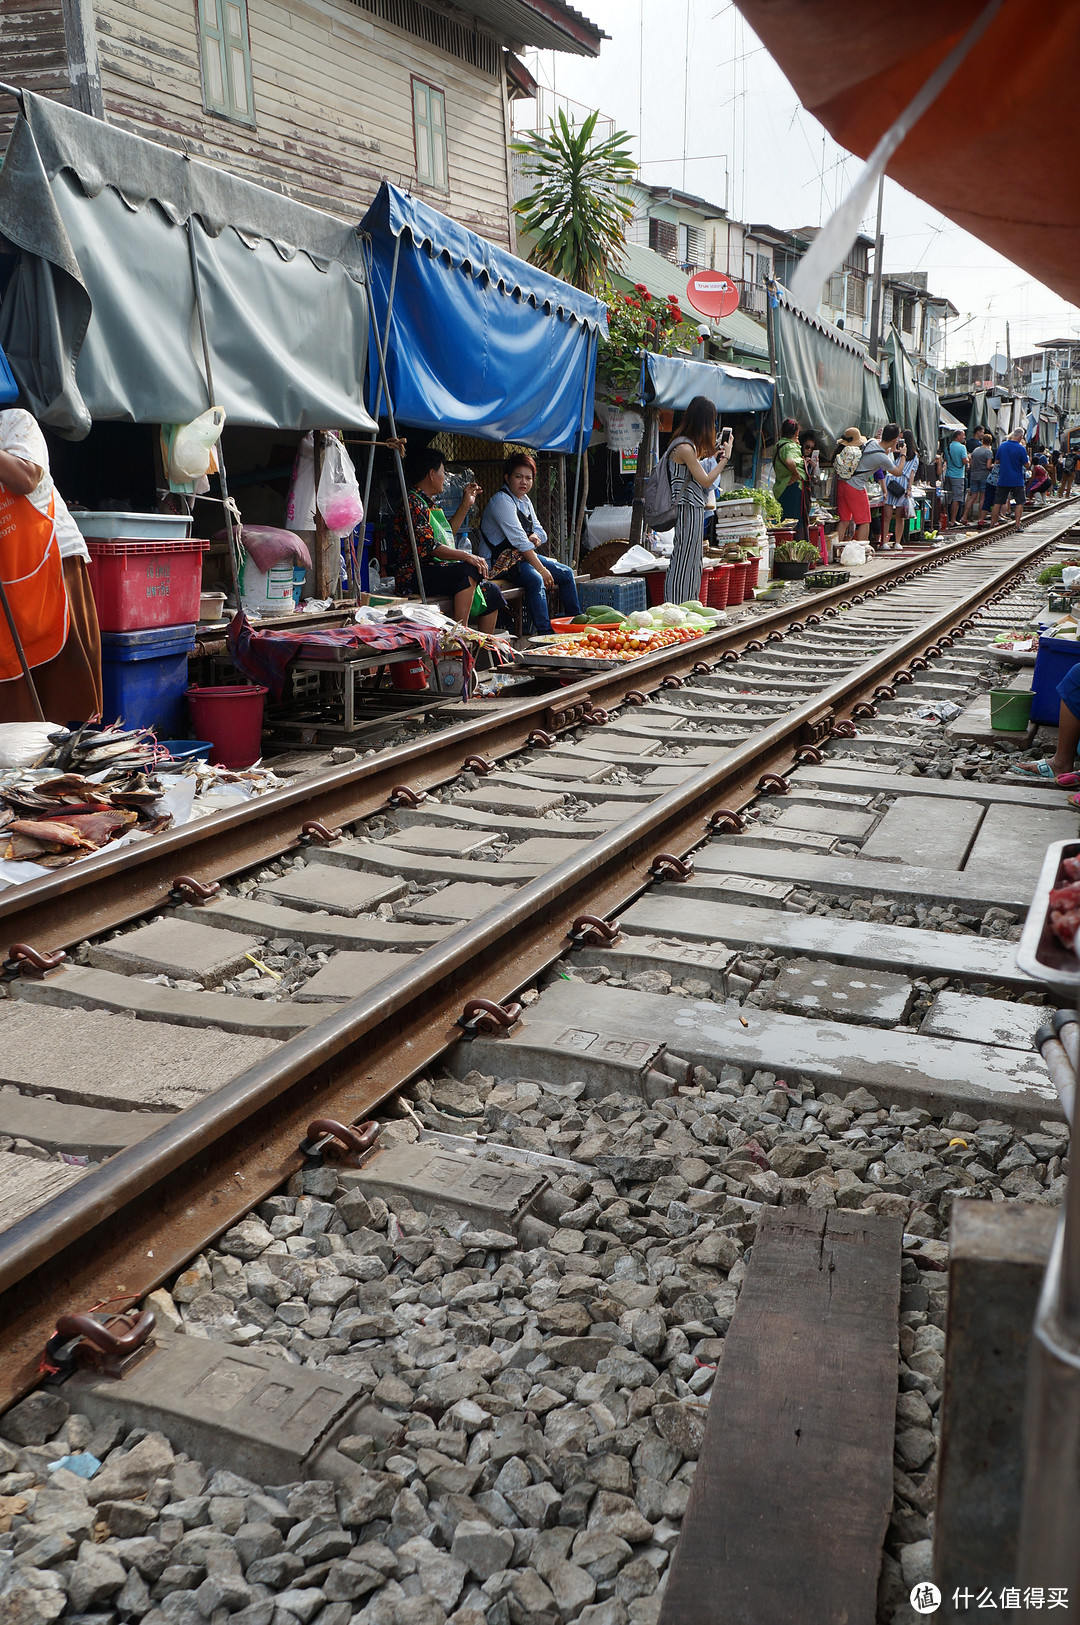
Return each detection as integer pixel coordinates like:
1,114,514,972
317,436,364,533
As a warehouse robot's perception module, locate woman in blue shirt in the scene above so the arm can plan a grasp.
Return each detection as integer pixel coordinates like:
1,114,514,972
479,454,580,635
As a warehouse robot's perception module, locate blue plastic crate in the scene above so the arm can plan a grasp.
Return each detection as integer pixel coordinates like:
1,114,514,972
100,623,196,735
577,576,647,615
1031,634,1080,725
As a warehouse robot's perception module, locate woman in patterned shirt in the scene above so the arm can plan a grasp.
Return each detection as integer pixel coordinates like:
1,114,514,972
390,448,506,630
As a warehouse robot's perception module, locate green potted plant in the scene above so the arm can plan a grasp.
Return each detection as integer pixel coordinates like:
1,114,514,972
771,535,820,581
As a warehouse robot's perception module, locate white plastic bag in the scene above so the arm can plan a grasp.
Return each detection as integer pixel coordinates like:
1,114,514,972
286,433,316,530
168,407,225,482
840,541,868,567
611,544,665,574
316,436,364,533
0,721,55,767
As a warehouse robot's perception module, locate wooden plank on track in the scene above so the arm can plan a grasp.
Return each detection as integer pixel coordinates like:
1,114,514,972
659,1206,902,1625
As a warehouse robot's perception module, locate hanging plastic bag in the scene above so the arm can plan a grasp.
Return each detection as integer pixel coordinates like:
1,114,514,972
168,407,226,482
316,435,364,533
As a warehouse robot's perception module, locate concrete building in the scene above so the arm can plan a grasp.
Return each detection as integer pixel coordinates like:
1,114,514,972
881,273,957,387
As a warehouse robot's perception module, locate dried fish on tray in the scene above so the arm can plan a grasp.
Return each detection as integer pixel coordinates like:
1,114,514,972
0,721,288,881
1,771,163,868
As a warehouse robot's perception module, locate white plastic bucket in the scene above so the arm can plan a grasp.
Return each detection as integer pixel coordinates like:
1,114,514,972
240,557,297,614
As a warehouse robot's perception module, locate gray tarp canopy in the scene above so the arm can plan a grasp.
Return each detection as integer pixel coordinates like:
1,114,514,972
772,291,887,446
0,92,376,439
641,351,774,414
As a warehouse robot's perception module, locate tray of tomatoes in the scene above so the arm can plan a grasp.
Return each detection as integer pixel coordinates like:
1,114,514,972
522,624,707,666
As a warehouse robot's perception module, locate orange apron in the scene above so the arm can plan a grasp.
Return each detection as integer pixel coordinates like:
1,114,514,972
0,487,67,683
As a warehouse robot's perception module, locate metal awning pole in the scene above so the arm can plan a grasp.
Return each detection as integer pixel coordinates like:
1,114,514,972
360,239,427,604
186,219,242,614
359,232,401,526
568,329,598,565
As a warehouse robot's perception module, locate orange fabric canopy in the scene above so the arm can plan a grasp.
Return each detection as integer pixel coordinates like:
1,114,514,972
733,1,1080,305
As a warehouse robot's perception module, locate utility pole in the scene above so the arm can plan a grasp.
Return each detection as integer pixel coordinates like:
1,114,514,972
1006,321,1012,391
868,172,886,360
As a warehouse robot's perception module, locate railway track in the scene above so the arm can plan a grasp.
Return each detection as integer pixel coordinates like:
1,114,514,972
0,505,1076,1625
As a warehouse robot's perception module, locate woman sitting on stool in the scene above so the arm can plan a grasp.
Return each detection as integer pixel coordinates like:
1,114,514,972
479,452,580,635
391,448,506,630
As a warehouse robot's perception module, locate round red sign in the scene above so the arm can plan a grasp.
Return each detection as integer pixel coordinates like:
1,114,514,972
685,272,740,320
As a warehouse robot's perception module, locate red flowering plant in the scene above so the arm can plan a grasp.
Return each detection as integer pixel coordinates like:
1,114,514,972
597,281,689,404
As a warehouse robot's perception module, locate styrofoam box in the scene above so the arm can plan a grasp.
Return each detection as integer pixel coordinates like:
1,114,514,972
713,499,759,520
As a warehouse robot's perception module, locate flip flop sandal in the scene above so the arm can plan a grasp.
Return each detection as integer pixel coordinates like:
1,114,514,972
1008,759,1057,780
1010,761,1080,787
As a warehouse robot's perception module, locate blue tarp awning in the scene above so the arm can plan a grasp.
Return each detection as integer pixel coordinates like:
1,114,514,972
359,183,608,453
642,352,774,414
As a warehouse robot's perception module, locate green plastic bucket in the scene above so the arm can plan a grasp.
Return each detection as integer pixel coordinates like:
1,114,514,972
990,689,1033,731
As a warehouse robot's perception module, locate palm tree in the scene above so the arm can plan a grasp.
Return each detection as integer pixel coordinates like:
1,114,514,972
512,109,636,293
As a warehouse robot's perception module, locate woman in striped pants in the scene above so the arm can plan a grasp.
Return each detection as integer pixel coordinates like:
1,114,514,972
664,396,731,604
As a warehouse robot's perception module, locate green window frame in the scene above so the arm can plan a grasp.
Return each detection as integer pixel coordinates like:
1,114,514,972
199,0,255,126
412,77,447,191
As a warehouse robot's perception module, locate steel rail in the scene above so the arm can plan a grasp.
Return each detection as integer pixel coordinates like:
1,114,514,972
0,514,1064,1408
1,510,1065,959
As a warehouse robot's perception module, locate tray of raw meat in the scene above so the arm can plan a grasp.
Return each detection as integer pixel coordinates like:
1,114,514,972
1017,840,1080,992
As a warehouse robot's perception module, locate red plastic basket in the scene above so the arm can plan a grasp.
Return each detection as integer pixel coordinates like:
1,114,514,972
87,538,208,633
645,571,667,607
744,556,761,595
707,564,733,609
727,561,750,604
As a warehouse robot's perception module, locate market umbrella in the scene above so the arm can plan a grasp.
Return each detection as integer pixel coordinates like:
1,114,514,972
732,0,1080,306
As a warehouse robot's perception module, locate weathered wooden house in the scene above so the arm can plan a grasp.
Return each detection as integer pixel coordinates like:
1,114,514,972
0,0,602,243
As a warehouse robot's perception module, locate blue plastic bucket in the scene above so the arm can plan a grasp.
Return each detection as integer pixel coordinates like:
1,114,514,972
157,740,213,762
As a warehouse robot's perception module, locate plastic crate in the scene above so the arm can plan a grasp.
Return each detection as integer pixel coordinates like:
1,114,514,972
577,576,647,615
87,538,209,632
804,569,850,591
77,511,193,540
100,623,196,735
1031,634,1080,725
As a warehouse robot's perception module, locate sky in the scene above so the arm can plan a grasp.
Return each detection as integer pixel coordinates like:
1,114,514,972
521,0,1080,367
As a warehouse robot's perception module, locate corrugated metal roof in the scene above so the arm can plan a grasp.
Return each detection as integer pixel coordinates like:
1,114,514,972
612,242,770,360
469,0,605,56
